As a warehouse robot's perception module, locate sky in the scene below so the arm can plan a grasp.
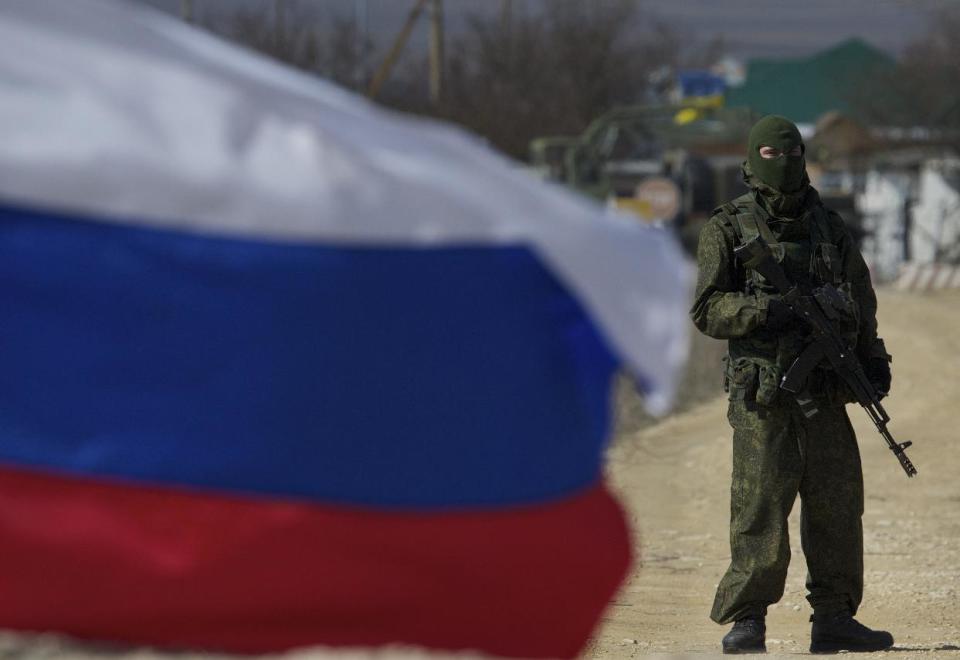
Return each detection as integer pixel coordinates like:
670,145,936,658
134,0,951,60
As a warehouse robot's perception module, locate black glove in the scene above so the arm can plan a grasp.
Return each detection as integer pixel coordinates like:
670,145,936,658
865,357,892,397
764,297,796,332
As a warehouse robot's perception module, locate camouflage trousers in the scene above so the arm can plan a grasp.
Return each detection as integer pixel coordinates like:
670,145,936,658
710,397,864,624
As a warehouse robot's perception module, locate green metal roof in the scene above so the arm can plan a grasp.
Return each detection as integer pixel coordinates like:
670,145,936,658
725,38,895,124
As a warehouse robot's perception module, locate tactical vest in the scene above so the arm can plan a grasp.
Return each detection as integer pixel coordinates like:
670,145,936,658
721,192,845,293
717,193,858,405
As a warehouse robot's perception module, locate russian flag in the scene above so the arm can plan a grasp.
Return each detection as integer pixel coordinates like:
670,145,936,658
0,1,691,657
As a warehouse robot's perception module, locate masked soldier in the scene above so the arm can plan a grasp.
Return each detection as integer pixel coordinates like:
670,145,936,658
690,115,894,654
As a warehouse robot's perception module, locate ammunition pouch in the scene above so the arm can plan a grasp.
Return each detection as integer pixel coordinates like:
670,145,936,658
723,356,782,406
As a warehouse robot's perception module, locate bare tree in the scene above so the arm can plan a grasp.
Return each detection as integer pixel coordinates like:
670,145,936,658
896,7,960,129
390,0,683,159
852,6,960,133
221,1,374,92
213,0,695,160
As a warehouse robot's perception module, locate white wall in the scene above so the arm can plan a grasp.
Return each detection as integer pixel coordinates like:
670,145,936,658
910,162,960,264
857,171,911,282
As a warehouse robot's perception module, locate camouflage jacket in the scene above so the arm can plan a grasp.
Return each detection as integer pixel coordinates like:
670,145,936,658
690,186,889,402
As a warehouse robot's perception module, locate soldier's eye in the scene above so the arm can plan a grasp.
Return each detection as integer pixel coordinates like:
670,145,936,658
759,146,780,159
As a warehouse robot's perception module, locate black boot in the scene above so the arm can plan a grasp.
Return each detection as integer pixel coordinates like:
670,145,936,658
722,616,766,654
810,613,894,653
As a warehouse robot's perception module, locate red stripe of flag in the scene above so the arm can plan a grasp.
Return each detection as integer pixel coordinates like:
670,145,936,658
0,466,631,658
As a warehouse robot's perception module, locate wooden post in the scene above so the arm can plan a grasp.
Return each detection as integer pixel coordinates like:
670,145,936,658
367,0,429,100
500,0,512,35
354,0,369,89
428,0,444,105
274,0,285,54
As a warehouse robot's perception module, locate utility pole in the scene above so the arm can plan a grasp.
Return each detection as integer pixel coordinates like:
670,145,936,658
367,0,429,100
274,0,286,55
428,0,444,105
354,0,369,90
180,0,193,23
500,0,512,61
500,0,512,35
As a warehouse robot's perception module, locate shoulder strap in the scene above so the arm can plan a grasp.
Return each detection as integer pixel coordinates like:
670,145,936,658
711,200,739,221
807,203,847,285
721,194,782,292
809,203,836,246
730,194,779,248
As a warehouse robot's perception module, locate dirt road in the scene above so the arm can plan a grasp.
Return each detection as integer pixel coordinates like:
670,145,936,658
2,290,957,660
588,289,960,659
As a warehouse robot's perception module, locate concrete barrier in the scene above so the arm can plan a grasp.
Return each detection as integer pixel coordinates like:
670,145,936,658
894,262,960,291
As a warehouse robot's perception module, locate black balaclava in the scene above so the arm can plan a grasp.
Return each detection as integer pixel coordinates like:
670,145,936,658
748,115,805,192
744,115,810,217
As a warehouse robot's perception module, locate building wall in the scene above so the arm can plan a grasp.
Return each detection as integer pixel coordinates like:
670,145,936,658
857,171,911,282
911,163,960,264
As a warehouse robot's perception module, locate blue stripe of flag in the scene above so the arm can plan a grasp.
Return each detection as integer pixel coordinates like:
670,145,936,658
0,203,619,509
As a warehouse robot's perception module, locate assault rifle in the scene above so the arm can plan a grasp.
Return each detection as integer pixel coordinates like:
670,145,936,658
734,234,917,478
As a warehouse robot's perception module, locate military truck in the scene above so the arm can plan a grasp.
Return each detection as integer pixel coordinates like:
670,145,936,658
530,105,758,252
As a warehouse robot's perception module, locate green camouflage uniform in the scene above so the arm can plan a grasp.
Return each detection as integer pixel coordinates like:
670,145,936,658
691,160,890,625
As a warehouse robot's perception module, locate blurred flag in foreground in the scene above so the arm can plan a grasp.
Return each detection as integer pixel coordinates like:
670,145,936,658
0,1,690,658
